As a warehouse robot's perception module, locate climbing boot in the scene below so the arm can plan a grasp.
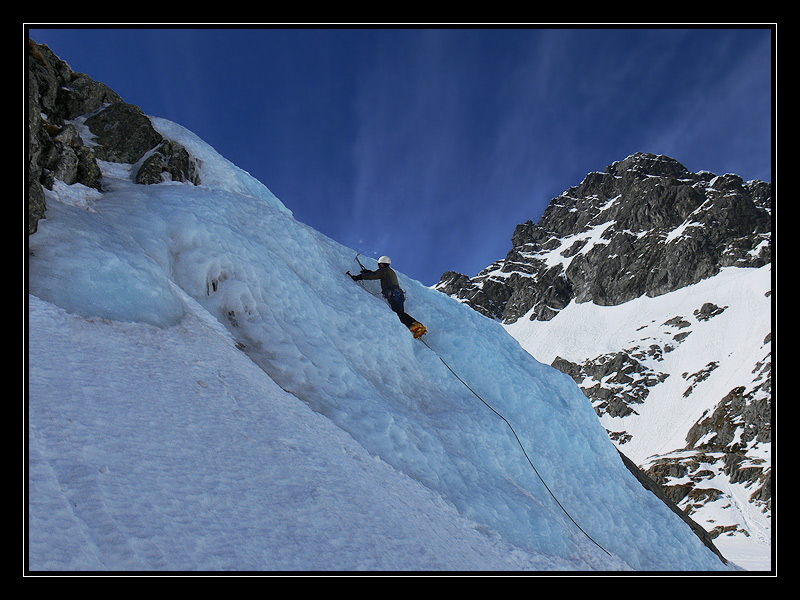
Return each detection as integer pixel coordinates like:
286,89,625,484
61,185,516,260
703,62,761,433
410,322,427,339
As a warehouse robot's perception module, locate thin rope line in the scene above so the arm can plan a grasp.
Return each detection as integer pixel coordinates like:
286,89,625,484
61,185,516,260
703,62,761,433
420,338,612,557
346,254,610,556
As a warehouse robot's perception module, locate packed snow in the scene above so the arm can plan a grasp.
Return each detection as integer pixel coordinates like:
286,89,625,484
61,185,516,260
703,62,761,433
504,261,772,571
27,117,737,572
505,266,770,458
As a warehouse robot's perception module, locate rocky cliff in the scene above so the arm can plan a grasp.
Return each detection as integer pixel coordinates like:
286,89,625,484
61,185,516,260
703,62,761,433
437,152,771,323
27,39,200,236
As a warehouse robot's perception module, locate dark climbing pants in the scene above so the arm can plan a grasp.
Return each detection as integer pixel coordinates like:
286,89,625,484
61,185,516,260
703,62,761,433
384,287,416,328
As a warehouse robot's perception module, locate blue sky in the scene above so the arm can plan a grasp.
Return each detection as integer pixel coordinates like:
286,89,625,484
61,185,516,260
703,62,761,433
27,27,774,286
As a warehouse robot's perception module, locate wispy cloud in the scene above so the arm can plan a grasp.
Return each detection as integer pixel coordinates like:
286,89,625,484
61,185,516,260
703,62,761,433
640,30,773,179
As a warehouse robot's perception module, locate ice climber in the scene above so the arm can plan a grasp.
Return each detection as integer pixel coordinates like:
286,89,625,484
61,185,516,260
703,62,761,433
349,255,427,339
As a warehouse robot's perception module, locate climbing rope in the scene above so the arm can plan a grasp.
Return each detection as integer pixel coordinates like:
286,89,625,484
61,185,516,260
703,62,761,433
419,337,613,557
346,252,611,556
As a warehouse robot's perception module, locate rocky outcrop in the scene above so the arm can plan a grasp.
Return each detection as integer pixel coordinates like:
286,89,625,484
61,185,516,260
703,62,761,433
136,140,201,186
436,153,771,324
27,39,201,235
552,352,669,419
617,450,728,564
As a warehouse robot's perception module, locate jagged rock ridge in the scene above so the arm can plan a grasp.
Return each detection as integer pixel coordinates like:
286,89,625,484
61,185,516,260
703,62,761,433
436,152,771,323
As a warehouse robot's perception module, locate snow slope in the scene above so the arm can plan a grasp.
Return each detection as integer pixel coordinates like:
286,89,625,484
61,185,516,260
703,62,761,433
504,265,772,463
27,118,733,572
504,265,772,570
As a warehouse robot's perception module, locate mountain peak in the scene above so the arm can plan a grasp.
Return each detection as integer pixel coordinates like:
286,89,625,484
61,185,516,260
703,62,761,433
608,152,693,180
436,154,772,567
438,154,771,322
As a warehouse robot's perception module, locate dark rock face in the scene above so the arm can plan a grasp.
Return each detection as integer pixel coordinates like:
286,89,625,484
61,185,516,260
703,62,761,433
136,140,201,186
27,39,201,235
84,102,164,165
436,153,771,324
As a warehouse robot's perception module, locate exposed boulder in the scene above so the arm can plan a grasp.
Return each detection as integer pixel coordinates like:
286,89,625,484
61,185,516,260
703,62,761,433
84,102,164,164
136,140,201,185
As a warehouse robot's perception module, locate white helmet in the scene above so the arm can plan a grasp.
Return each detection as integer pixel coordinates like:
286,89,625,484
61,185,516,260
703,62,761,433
378,255,392,265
